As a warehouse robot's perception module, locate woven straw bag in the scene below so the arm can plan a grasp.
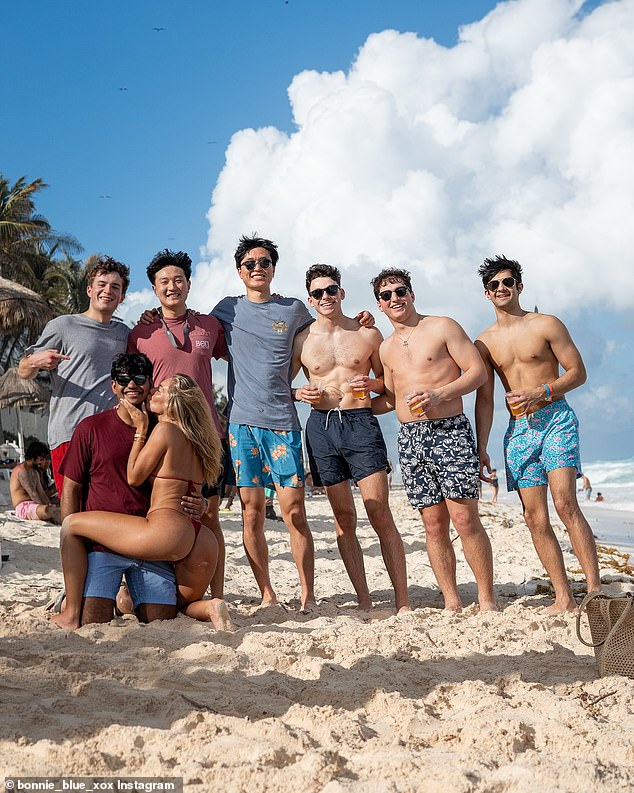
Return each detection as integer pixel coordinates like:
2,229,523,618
576,591,634,678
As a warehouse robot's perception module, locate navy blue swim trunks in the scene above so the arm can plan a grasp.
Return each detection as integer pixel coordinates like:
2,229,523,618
305,408,388,487
398,413,479,509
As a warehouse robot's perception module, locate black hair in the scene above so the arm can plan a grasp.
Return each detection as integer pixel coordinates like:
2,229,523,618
146,250,192,284
234,234,279,268
25,441,50,461
370,268,413,300
478,256,523,288
111,352,154,381
305,263,341,292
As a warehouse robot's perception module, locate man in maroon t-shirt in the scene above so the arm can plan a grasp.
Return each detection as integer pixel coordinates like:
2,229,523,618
127,249,228,598
58,353,187,625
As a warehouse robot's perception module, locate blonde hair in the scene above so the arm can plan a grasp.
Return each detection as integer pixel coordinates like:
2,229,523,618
165,374,221,484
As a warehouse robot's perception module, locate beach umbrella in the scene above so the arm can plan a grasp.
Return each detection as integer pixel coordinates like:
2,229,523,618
0,275,54,373
0,366,50,460
0,275,54,339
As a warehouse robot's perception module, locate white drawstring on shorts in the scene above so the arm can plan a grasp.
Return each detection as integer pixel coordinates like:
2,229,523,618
325,407,343,430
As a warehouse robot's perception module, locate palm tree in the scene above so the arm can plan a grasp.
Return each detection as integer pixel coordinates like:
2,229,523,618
0,174,82,290
43,254,90,314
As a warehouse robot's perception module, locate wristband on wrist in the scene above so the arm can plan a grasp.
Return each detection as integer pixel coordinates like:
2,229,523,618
542,383,553,402
292,388,298,402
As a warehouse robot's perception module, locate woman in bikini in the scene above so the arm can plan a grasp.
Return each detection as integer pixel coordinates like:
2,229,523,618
51,373,227,631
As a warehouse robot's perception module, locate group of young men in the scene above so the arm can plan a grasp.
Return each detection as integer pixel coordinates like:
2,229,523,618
18,235,601,626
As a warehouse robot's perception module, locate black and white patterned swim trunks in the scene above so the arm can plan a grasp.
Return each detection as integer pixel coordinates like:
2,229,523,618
397,413,479,509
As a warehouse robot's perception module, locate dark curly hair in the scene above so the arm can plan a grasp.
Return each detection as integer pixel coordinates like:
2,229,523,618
370,268,412,300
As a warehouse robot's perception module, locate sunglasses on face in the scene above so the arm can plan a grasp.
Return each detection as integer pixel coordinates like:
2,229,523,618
487,277,516,291
115,374,149,387
378,286,409,302
309,284,340,299
240,258,273,271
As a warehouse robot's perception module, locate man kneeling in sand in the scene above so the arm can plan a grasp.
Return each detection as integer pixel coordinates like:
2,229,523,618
371,268,497,612
55,353,231,629
10,442,61,524
293,264,410,614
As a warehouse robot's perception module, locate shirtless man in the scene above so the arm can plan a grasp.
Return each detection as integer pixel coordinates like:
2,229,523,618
372,268,497,612
474,255,601,612
293,264,410,613
10,441,60,524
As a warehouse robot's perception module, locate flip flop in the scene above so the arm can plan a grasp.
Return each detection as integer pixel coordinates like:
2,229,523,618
44,590,66,614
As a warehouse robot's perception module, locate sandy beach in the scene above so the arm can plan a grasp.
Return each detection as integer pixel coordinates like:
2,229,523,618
2,488,634,792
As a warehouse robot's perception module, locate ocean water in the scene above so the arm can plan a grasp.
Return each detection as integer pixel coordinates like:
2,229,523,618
580,457,634,512
490,456,634,553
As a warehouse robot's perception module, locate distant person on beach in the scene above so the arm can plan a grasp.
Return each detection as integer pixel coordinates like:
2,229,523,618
10,441,60,524
489,469,499,503
129,249,228,600
475,255,602,612
580,474,592,501
371,267,497,613
53,356,231,631
595,492,605,502
293,264,410,613
18,256,130,494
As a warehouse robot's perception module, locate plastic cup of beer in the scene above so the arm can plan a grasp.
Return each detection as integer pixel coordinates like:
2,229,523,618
348,376,366,399
406,392,425,416
506,395,524,417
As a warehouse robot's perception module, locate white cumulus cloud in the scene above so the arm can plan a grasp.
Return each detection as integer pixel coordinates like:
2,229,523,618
172,0,634,341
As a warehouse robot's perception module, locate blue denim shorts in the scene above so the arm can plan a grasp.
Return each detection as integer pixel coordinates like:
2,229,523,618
228,423,304,488
83,551,177,606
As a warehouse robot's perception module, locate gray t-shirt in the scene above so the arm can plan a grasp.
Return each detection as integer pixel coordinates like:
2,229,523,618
25,313,130,448
212,296,313,431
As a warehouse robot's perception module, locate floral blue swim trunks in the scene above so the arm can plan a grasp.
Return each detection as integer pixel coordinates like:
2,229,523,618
504,400,581,491
228,423,304,488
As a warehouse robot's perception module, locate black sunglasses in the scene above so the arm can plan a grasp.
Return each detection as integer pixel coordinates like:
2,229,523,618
309,284,340,299
240,258,273,271
487,277,516,291
378,286,409,302
115,373,149,387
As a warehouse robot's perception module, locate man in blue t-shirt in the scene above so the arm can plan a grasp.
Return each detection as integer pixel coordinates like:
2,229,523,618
212,235,316,610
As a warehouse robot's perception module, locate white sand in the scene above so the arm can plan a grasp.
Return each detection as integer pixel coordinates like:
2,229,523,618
2,488,634,791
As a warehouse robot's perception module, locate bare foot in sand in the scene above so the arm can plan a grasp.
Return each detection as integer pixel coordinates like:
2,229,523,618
49,611,80,631
208,598,235,631
396,605,413,615
300,597,318,614
443,596,463,613
478,599,500,612
544,596,578,615
260,594,278,608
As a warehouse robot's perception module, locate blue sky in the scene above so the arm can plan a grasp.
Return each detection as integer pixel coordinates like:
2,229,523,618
3,0,633,465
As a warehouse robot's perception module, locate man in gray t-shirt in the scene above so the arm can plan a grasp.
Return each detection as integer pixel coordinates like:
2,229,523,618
18,256,130,494
211,235,316,610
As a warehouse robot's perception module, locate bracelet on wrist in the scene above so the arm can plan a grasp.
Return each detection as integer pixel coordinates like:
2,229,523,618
542,383,553,402
133,433,146,443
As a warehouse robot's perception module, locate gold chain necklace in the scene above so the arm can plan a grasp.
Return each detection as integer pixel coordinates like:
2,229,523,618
396,326,416,348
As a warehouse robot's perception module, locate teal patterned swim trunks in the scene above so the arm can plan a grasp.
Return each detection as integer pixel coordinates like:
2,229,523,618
504,400,581,491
